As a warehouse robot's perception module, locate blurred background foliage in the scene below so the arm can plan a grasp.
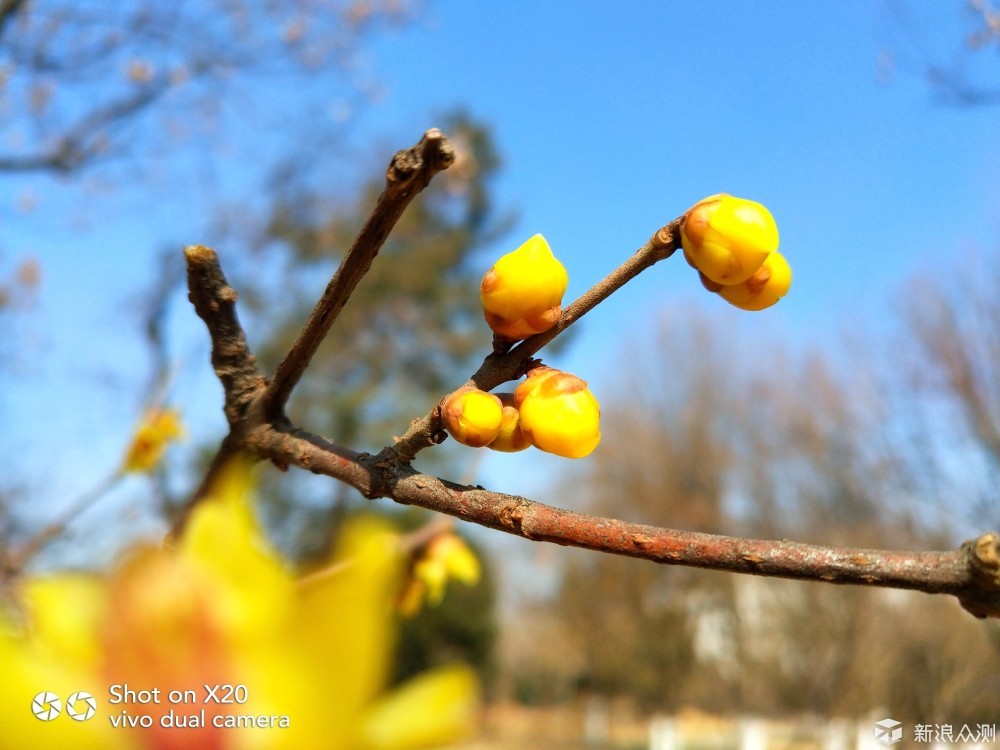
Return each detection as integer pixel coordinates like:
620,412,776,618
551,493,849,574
1,0,999,735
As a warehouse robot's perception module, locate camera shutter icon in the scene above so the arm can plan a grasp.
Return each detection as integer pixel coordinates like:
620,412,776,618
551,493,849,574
66,691,97,721
31,692,62,721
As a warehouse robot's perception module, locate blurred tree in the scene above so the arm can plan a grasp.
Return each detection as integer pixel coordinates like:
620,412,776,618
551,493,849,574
550,315,741,712
0,252,39,363
927,0,1000,105
0,0,424,563
534,310,1000,719
886,0,1000,106
891,250,1000,531
0,0,414,175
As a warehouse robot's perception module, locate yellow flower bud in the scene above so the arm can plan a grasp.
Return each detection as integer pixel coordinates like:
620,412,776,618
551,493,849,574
480,234,568,340
488,393,530,453
441,388,503,448
717,251,792,311
514,367,601,459
681,194,779,285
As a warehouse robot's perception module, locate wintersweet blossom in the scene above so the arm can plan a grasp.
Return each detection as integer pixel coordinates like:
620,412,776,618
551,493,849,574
398,533,481,617
480,234,568,340
515,367,601,459
121,408,184,474
681,194,779,285
0,461,479,750
441,388,504,448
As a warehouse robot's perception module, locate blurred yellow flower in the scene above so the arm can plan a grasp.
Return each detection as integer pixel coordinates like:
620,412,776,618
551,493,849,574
515,366,601,459
480,234,568,340
398,533,481,617
717,250,792,311
0,460,480,749
441,388,503,448
121,408,184,474
681,194,779,285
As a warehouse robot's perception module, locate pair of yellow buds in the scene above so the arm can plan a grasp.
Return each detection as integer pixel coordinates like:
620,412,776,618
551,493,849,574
442,366,601,459
681,194,791,311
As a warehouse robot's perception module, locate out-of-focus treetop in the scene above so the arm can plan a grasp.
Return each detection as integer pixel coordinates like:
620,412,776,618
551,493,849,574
0,0,414,175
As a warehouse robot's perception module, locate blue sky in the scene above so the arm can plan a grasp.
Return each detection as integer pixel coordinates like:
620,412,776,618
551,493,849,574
2,2,999,564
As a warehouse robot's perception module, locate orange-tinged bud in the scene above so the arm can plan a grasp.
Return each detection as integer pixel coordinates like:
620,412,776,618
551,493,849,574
480,234,568,340
681,194,779,285
441,388,503,448
717,251,792,311
488,393,530,453
514,367,601,459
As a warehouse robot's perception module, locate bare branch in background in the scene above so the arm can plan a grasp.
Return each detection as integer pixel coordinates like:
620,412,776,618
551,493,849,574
0,0,415,176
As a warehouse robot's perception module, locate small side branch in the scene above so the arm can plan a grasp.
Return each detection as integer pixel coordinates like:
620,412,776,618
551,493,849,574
2,469,122,581
184,245,262,427
389,222,681,462
261,129,456,419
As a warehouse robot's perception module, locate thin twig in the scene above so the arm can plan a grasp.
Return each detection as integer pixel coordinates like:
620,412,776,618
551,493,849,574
260,129,455,420
3,469,123,576
388,221,682,462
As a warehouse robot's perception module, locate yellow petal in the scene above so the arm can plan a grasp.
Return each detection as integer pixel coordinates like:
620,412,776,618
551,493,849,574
356,665,480,749
435,535,481,586
18,574,106,670
0,591,128,749
413,557,449,606
180,457,294,640
293,517,403,739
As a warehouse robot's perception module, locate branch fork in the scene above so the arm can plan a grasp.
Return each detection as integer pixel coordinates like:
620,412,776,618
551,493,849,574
177,129,1000,619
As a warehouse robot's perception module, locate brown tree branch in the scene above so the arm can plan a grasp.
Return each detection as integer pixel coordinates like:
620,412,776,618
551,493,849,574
260,129,456,420
178,159,1000,617
184,244,263,428
246,420,1000,618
